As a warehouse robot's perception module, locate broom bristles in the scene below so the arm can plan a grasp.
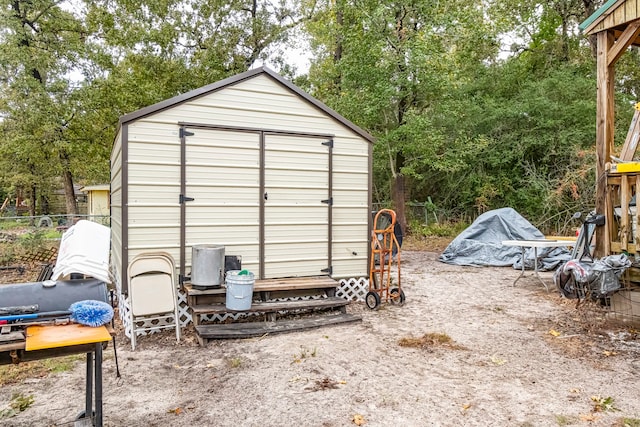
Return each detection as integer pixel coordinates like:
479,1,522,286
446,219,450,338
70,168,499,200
69,300,114,327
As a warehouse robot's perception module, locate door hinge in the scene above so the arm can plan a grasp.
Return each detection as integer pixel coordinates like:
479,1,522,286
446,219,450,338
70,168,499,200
179,194,195,204
321,197,333,205
321,266,333,275
322,139,334,148
179,274,191,285
179,128,194,138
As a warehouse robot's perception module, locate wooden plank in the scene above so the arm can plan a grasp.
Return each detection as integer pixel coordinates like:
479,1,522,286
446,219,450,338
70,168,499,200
621,108,640,160
608,21,640,66
635,175,640,248
185,276,338,296
195,313,362,340
254,276,338,291
0,331,25,343
191,296,349,315
627,1,638,23
622,175,630,251
612,3,627,27
25,324,112,351
0,341,25,352
611,241,637,254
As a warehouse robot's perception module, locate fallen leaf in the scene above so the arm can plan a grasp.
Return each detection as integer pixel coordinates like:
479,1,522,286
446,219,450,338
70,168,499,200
339,380,347,384
353,414,366,426
168,407,183,415
579,413,599,421
549,329,562,337
462,403,472,411
490,355,506,365
602,350,617,357
570,388,581,393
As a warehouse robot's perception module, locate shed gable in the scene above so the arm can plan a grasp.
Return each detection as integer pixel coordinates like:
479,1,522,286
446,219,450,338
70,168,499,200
582,0,640,36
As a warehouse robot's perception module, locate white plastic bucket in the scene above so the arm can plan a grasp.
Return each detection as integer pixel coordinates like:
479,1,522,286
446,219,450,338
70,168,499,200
225,270,255,311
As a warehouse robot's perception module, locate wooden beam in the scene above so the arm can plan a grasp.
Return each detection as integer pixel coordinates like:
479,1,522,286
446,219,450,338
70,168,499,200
636,175,640,253
620,107,640,160
608,20,640,66
596,30,616,258
621,176,630,251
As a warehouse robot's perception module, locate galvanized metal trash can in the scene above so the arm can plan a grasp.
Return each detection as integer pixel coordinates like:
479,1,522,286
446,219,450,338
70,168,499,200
191,244,225,289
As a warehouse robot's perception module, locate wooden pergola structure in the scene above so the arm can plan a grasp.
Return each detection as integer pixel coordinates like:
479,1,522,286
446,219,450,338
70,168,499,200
581,0,640,257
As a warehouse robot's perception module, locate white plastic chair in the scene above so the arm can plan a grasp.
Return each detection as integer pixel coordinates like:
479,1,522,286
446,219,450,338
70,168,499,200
127,252,180,350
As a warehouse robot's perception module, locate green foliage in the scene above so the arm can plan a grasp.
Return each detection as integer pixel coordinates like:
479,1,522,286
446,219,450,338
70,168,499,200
620,418,640,427
2,0,640,233
0,0,302,214
409,220,469,238
0,393,34,418
591,395,620,413
0,228,59,264
227,357,242,368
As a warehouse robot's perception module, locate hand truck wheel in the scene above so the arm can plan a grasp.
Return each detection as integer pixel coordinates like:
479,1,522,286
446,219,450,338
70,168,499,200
75,409,95,421
365,291,381,310
389,288,406,305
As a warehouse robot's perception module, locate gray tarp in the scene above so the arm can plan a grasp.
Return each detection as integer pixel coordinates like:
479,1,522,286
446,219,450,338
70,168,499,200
438,207,570,270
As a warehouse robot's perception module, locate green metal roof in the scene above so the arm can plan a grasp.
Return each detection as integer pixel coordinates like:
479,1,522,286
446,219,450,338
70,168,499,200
579,0,619,31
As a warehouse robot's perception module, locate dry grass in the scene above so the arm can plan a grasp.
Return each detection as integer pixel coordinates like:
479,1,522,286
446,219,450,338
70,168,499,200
398,332,468,350
306,377,341,392
0,355,83,386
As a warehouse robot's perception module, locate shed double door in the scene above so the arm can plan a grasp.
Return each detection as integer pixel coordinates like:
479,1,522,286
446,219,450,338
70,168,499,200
181,126,332,280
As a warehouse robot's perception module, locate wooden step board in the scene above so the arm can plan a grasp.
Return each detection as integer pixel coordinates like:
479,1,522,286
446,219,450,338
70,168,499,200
186,275,339,295
191,296,349,316
195,313,362,344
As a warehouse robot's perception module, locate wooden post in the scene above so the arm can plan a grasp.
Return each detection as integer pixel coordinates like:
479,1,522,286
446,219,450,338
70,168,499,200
595,30,615,258
636,175,640,252
621,176,629,251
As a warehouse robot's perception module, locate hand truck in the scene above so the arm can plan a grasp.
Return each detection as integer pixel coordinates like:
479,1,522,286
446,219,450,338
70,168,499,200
366,209,405,309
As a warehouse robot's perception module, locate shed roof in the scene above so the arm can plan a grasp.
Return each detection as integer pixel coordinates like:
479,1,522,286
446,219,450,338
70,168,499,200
580,0,640,37
118,66,374,143
80,185,109,192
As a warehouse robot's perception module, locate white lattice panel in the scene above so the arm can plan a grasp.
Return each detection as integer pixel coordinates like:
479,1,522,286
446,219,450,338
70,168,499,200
337,277,368,301
119,277,369,335
119,289,192,339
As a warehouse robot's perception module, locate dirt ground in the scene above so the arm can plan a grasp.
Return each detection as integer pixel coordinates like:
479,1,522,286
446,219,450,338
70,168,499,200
3,248,640,426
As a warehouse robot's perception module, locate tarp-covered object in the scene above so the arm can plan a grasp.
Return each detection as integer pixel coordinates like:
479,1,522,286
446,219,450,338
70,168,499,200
439,207,570,270
553,254,631,299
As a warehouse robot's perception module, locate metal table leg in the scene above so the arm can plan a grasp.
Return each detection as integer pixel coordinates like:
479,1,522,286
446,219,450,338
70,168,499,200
512,246,526,286
532,247,550,292
512,246,550,292
95,343,103,427
85,352,93,421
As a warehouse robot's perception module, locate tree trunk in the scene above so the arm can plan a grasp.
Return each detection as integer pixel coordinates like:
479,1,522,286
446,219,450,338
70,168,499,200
63,169,77,216
392,174,407,236
40,193,49,215
29,184,36,226
392,147,407,235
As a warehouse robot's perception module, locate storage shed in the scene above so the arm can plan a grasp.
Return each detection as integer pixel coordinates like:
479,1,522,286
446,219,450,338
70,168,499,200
80,184,110,220
110,67,374,320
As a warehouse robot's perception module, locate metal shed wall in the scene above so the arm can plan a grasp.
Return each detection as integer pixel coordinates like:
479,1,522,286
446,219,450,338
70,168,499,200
112,71,371,292
110,127,124,291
